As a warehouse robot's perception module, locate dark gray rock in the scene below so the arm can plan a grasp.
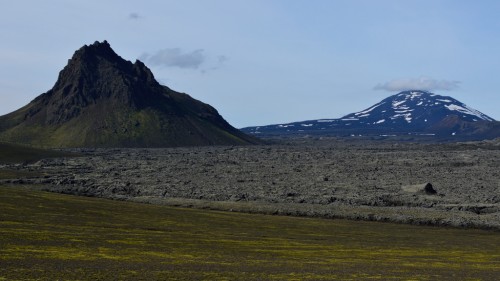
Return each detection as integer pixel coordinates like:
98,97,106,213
402,183,437,195
4,138,500,229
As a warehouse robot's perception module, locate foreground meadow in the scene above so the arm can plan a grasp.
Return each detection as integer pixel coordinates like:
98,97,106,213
0,186,499,280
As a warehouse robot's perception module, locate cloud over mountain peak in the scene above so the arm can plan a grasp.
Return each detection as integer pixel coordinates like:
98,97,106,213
374,77,460,92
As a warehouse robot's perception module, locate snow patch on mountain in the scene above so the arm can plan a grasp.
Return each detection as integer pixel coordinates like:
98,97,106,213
354,102,385,116
445,104,494,121
392,100,406,107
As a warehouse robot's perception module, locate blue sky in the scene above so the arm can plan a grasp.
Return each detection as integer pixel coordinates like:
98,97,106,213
1,0,499,127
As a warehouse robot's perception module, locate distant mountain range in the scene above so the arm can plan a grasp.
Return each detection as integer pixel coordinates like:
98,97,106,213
242,90,500,141
0,41,258,147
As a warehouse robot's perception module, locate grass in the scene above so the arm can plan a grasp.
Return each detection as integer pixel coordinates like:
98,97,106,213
0,186,499,280
0,142,78,180
0,142,76,164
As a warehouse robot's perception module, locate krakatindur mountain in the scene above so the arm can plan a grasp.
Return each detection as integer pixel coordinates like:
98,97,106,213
0,41,258,147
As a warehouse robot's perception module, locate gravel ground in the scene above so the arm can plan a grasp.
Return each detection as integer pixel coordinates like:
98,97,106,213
3,137,499,229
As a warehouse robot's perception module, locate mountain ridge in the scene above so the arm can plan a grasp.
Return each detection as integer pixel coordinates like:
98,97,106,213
0,41,258,147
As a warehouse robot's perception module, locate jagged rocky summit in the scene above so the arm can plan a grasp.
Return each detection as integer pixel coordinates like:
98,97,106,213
242,90,499,140
0,41,259,147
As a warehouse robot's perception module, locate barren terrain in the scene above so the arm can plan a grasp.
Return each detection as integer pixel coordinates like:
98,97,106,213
2,137,499,229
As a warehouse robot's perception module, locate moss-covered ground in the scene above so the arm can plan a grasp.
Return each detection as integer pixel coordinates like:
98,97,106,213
0,186,498,280
0,142,76,165
0,142,79,181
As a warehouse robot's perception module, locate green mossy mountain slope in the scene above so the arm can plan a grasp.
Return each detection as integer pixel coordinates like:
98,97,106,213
0,41,258,147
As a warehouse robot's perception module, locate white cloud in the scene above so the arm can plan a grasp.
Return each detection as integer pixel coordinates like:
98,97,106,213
140,48,205,69
374,77,461,92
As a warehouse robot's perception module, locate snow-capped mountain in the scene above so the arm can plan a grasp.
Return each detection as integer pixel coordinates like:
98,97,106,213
241,90,498,140
338,90,493,128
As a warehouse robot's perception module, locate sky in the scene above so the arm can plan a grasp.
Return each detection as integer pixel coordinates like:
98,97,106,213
1,0,499,128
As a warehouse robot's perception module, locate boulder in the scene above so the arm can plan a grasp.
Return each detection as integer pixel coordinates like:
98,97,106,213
401,183,437,195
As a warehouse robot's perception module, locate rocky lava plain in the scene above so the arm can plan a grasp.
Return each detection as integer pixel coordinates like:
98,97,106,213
2,138,499,229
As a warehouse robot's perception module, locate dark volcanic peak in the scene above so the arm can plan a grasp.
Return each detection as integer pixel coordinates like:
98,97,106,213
49,40,159,107
242,90,498,141
0,41,257,147
26,40,172,126
74,40,119,60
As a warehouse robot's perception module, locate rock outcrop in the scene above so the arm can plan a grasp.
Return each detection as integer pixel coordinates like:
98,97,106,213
401,183,437,195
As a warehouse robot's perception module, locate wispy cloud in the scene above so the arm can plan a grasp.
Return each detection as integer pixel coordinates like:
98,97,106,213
128,12,141,20
217,55,228,64
140,48,228,73
374,77,460,92
140,48,205,69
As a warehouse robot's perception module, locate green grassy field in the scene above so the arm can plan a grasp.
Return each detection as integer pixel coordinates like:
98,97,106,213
0,142,76,165
0,186,499,280
0,142,78,181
